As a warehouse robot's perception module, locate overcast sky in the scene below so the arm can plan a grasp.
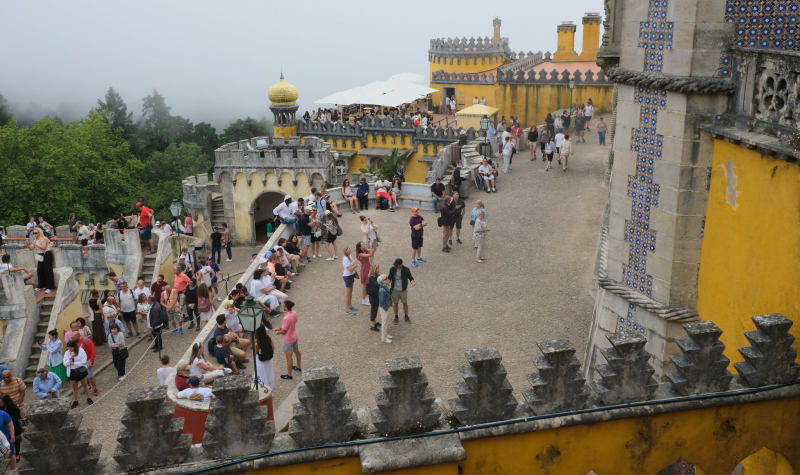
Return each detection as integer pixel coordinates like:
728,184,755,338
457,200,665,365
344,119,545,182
0,0,603,130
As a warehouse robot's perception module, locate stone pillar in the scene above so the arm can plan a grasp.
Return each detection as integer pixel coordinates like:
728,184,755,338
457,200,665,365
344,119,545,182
666,321,733,396
733,314,800,387
288,366,358,447
370,356,441,436
448,347,518,425
590,331,659,405
587,0,732,381
202,375,275,458
18,398,101,475
114,386,192,471
523,339,589,415
55,225,71,239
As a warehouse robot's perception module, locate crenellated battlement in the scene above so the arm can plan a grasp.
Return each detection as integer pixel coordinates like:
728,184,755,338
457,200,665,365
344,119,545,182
431,67,610,85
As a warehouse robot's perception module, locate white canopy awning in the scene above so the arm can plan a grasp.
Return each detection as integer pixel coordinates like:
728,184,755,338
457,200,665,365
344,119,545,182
314,78,436,107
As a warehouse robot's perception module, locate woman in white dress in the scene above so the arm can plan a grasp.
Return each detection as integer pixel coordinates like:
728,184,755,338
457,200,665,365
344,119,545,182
189,343,230,385
254,324,275,390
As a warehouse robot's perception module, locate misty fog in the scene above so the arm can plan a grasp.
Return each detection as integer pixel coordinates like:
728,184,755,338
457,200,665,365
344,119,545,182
1,0,603,130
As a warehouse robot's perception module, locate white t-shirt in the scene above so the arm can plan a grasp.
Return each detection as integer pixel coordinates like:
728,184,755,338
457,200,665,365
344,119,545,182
480,98,486,105
133,286,151,300
555,133,565,148
118,289,137,312
199,266,213,286
177,387,214,402
250,278,266,298
225,310,242,332
342,255,355,277
445,97,451,107
479,165,494,177
584,104,594,117
78,225,90,240
0,264,9,274
157,366,173,386
273,202,291,219
191,357,210,375
375,180,391,192
138,303,152,329
162,224,172,236
26,222,35,236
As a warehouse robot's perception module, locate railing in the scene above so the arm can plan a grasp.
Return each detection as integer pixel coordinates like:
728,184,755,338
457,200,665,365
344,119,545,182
499,51,547,72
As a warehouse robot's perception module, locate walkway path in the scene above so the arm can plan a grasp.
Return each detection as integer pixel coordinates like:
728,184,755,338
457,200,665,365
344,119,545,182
24,138,609,456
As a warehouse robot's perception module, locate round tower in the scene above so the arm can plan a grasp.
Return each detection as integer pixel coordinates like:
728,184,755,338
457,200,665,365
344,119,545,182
268,73,299,140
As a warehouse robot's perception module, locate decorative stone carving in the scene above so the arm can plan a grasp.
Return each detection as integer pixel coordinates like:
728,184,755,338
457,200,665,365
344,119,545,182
606,67,736,94
202,375,275,458
289,366,358,447
523,339,589,415
590,331,659,405
733,314,800,387
666,321,734,396
370,356,441,435
448,347,518,425
114,386,192,471
18,398,101,475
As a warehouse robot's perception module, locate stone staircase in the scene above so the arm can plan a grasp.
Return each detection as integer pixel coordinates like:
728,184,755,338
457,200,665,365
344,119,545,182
24,298,55,384
142,252,158,288
211,196,225,228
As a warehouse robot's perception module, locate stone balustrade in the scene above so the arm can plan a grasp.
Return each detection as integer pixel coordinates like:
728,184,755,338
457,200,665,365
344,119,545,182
431,68,610,85
18,314,800,475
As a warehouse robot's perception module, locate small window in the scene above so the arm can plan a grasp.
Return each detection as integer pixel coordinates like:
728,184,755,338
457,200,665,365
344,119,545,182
335,159,347,175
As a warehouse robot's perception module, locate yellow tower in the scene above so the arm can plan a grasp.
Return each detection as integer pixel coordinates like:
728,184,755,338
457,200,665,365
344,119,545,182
577,13,601,61
268,73,299,140
553,21,579,62
492,18,501,43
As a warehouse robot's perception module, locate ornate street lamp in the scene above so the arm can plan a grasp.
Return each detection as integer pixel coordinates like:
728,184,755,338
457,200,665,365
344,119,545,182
238,296,264,390
169,199,183,219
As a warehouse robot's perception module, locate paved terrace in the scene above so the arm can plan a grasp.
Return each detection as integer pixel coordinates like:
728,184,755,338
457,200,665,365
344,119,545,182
25,137,610,456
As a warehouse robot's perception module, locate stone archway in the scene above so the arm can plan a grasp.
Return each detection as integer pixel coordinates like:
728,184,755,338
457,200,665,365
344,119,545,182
250,190,286,245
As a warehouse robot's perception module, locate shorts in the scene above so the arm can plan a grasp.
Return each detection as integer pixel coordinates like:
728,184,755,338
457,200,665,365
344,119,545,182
343,274,355,288
556,147,561,154
326,233,337,243
168,306,182,323
121,310,136,323
282,340,298,352
483,174,495,181
540,142,546,151
454,219,463,230
302,234,311,246
311,233,321,243
80,239,89,246
547,153,554,162
411,236,423,250
140,224,153,240
87,366,95,378
69,368,88,382
391,289,408,304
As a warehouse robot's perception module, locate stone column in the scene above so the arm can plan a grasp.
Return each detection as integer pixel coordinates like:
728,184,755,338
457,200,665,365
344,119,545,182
448,347,517,425
288,366,358,447
370,356,441,436
586,0,733,381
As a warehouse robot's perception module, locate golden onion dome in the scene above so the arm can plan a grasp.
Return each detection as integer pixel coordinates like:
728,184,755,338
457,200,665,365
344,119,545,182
268,73,299,106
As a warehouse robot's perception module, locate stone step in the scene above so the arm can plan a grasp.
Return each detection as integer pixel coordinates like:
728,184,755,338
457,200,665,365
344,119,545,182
39,310,51,318
37,322,49,330
26,364,37,373
35,332,46,340
23,377,34,385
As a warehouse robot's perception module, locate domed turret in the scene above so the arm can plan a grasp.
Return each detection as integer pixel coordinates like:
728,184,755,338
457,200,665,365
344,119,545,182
268,73,299,106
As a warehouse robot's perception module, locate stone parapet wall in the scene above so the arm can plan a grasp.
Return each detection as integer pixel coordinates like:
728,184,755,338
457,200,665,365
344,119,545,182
431,67,610,85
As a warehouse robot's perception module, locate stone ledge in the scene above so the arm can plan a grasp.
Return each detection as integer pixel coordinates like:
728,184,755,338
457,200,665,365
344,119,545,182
698,123,799,161
359,432,465,474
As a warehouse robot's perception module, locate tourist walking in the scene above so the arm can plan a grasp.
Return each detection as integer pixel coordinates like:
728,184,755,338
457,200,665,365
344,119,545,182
356,242,375,306
26,227,54,293
147,295,164,353
502,136,513,173
210,226,223,265
108,323,127,381
222,223,232,261
440,195,454,252
450,192,465,245
64,341,94,408
298,206,313,263
342,246,358,315
596,117,607,145
118,281,141,337
387,258,415,324
184,278,199,330
323,211,339,260
473,210,490,263
254,324,275,390
487,121,497,156
540,126,549,162
574,111,586,143
409,207,427,266
545,112,555,137
584,100,594,126
183,212,194,236
38,330,67,383
377,274,393,343
274,300,301,380
528,126,539,160
560,133,573,171
545,137,556,171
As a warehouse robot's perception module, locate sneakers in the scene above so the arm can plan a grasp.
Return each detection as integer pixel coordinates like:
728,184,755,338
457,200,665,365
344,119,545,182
442,247,451,253
405,316,412,324
393,316,399,325
298,263,306,267
448,240,452,246
196,326,200,331
334,255,338,259
179,328,184,335
412,260,418,267
492,187,497,192
119,375,126,382
417,258,427,263
326,257,335,261
71,401,79,409
87,398,94,405
362,298,370,306
382,338,393,344
456,239,463,244
225,258,232,262
350,306,358,311
170,329,179,335
370,325,380,332
345,310,356,315
558,158,562,165
389,208,395,212
563,167,567,172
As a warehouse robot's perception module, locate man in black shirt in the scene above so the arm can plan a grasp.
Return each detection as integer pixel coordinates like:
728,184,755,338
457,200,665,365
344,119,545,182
561,110,571,132
451,192,466,245
210,226,223,265
450,163,463,198
430,177,445,213
298,207,313,263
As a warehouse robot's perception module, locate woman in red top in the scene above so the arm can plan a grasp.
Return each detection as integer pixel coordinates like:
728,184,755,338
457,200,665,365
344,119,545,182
356,242,375,306
183,213,194,236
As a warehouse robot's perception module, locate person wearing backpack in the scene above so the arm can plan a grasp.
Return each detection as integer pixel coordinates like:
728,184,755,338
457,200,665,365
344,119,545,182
147,295,165,353
366,264,382,332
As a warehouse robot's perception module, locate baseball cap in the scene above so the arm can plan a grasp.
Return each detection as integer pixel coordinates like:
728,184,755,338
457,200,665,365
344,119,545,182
177,362,191,372
258,257,268,264
135,202,142,207
188,376,201,387
377,274,387,282
155,221,161,226
324,210,331,216
393,258,403,266
213,226,218,230
411,207,419,212
305,205,314,212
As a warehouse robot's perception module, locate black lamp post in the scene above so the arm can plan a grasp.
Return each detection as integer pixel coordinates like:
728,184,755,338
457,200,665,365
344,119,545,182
238,296,263,391
169,200,183,235
480,114,489,162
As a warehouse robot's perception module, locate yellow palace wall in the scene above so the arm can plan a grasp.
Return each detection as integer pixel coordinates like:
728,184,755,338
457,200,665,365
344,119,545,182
429,56,506,108
697,138,800,363
494,83,613,128
321,136,431,185
233,393,800,475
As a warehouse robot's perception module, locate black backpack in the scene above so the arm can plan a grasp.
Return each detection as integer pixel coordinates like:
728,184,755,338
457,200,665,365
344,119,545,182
160,304,170,328
366,279,380,297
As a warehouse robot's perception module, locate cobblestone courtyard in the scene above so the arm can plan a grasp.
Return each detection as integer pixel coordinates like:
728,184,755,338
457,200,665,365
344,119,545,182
26,138,609,456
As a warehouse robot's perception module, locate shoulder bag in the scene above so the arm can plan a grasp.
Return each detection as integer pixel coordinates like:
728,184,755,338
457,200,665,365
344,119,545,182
111,333,129,360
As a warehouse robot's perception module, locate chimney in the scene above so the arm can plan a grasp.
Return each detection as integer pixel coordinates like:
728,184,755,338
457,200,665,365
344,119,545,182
492,18,501,44
553,21,579,62
578,13,602,61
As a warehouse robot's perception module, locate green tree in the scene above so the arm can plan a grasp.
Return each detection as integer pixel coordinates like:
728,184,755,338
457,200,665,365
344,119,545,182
0,110,143,226
191,122,221,159
139,142,214,222
97,87,135,135
138,89,193,154
359,148,410,181
0,92,11,127
221,117,271,143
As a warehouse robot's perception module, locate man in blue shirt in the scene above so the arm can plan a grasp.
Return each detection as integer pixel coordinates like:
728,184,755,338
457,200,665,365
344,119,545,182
0,408,15,467
486,120,497,157
33,369,62,399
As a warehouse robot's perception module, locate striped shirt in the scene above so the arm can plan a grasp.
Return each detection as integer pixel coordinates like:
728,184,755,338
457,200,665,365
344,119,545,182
0,377,25,407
